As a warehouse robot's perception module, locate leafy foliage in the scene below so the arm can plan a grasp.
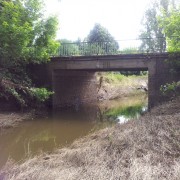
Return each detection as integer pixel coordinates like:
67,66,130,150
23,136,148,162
158,5,180,98
159,8,180,52
87,23,119,55
0,0,59,67
30,88,54,102
58,39,79,56
139,0,178,52
0,0,59,107
160,81,180,97
0,78,53,107
159,5,180,72
120,47,139,54
57,24,119,56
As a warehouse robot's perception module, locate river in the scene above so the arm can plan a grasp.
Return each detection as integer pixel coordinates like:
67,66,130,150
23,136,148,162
0,94,147,168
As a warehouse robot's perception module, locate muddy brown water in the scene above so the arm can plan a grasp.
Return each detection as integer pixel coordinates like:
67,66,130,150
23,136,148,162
0,95,147,168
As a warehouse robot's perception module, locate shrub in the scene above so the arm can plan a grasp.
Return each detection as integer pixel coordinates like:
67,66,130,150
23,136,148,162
160,81,180,97
30,88,54,102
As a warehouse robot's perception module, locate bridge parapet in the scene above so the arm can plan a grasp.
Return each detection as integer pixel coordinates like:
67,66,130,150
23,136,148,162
54,38,168,57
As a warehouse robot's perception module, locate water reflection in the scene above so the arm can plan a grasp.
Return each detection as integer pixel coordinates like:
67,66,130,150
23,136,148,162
99,95,147,124
106,102,147,124
0,94,147,168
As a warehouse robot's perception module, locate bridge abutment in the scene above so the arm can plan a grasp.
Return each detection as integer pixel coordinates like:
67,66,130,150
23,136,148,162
52,70,98,109
148,58,179,108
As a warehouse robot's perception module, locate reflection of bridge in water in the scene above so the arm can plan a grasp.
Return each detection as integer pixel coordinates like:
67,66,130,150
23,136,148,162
43,39,179,110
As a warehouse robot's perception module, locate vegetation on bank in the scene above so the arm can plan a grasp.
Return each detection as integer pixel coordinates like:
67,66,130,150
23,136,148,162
105,103,145,119
97,72,148,101
1,97,179,180
102,72,147,85
160,81,180,98
139,0,180,98
0,0,59,108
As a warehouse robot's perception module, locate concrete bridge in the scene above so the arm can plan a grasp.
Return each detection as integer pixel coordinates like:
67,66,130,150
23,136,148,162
42,52,180,109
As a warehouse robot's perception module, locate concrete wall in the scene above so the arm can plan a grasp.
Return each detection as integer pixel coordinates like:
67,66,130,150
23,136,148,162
52,70,97,109
148,59,167,108
148,59,179,108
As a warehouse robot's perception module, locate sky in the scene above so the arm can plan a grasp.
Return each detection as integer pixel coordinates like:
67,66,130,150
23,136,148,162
45,0,151,42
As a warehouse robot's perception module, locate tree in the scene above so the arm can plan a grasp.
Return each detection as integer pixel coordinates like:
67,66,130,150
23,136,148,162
159,6,180,98
120,47,139,54
58,39,79,56
139,0,178,53
86,23,119,55
0,0,59,68
160,8,180,52
0,0,59,107
160,7,180,71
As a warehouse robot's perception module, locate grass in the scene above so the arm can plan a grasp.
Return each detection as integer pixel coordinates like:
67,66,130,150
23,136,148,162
1,97,179,180
97,72,148,100
103,95,147,119
102,72,147,86
105,104,145,119
103,72,125,83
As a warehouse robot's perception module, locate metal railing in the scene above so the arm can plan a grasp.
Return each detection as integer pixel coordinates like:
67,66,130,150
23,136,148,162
54,37,175,57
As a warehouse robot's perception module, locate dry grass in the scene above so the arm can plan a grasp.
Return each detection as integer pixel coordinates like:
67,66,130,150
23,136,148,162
97,73,148,100
0,98,180,180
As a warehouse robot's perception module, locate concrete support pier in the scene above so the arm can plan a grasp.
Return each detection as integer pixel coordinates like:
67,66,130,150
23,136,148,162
52,70,97,109
148,59,179,108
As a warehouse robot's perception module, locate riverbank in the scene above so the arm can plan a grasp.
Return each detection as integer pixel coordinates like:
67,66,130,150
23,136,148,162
0,109,48,130
1,97,179,180
0,112,33,129
97,73,148,100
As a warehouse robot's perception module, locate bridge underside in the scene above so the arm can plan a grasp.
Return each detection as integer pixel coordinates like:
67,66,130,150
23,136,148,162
48,53,179,109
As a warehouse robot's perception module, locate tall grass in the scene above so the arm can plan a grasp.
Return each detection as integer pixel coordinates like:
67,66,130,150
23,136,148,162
102,72,147,86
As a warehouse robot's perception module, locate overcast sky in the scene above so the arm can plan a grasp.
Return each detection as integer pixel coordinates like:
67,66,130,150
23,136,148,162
45,0,151,42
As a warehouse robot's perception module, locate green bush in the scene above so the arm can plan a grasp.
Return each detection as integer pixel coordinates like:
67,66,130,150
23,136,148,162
160,81,180,97
0,80,54,108
5,87,26,106
30,88,54,102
